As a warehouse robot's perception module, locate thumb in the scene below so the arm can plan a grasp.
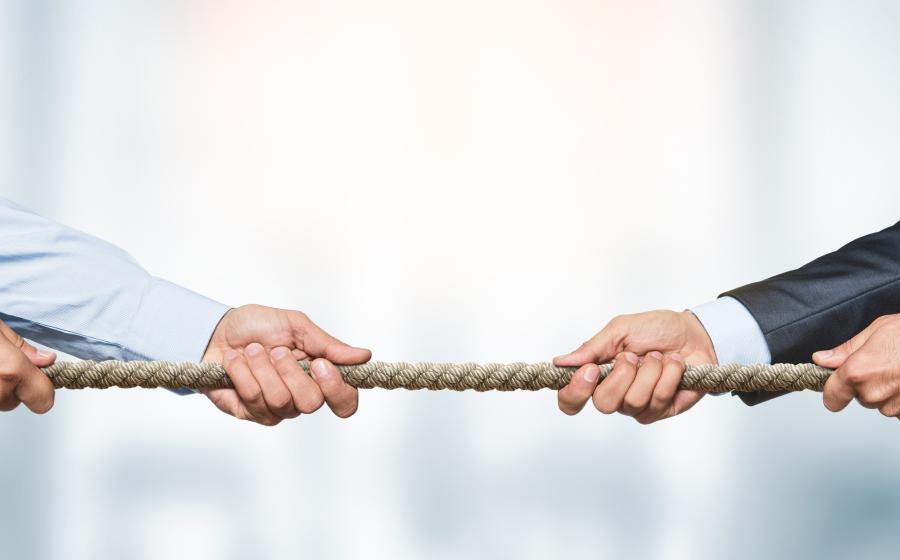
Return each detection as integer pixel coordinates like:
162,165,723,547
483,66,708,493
0,321,56,367
554,325,620,367
813,325,877,369
291,312,372,365
19,342,56,368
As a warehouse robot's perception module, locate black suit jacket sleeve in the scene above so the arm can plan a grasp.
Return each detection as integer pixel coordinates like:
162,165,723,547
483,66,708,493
721,220,900,406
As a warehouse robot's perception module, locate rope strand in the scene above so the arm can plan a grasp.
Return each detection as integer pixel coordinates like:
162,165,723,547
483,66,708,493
42,360,833,393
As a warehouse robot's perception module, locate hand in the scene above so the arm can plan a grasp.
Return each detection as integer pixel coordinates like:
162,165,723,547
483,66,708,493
0,320,57,414
815,314,900,418
554,310,716,424
201,304,371,426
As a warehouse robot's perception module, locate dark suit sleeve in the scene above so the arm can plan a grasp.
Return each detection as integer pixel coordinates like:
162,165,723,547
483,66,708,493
721,220,900,406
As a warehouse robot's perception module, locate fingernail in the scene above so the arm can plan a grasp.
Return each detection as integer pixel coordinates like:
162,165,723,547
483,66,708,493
648,351,663,360
270,347,289,360
670,353,684,362
624,352,639,365
814,350,833,360
224,349,239,361
583,365,599,383
311,360,328,379
37,350,55,359
246,343,262,356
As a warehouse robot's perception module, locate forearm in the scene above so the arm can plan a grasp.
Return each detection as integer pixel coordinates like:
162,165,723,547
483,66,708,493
723,220,900,364
690,296,780,405
0,198,228,362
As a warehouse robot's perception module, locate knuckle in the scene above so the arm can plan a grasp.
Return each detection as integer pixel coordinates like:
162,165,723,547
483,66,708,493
270,393,295,414
653,386,677,405
242,388,264,404
298,393,325,414
858,384,891,407
608,315,626,327
841,366,868,386
0,397,20,412
856,394,879,408
9,333,25,350
591,393,616,415
0,355,27,381
622,394,645,415
314,373,342,394
880,402,900,417
645,397,664,415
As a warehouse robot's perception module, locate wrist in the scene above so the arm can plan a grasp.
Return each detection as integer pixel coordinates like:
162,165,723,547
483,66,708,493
681,310,718,364
201,308,235,362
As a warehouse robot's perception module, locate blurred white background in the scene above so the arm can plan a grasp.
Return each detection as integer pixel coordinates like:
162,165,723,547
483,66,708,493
2,1,900,559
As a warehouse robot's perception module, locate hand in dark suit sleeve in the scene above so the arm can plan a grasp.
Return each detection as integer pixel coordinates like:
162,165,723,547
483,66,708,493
722,220,900,405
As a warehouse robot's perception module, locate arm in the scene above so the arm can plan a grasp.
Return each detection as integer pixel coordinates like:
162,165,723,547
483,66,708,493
0,197,228,362
816,313,900,419
722,219,900,405
554,220,900,421
0,198,369,424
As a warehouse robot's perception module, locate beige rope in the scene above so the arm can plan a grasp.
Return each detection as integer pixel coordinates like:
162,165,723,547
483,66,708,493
42,360,833,392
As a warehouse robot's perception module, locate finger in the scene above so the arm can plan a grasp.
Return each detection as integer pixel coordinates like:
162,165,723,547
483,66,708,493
878,397,900,418
557,364,600,415
222,349,278,423
14,367,55,414
203,388,281,426
0,340,54,414
591,352,638,414
271,346,324,414
0,382,20,411
20,343,56,368
244,343,298,419
310,358,359,418
813,323,879,369
0,322,56,368
822,370,856,412
0,341,20,411
669,389,704,416
291,313,371,365
554,324,621,367
621,351,664,416
644,353,686,416
203,388,246,418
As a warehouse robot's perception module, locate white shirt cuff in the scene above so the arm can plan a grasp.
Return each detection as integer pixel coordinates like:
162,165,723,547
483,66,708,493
689,296,772,365
124,277,229,362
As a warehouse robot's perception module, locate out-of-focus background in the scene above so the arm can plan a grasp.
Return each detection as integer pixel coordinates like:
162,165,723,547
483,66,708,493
2,1,900,558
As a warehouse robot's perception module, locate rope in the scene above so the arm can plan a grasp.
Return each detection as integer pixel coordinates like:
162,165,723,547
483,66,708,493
42,360,833,393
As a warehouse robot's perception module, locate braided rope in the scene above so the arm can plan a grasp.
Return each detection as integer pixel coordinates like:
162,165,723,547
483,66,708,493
42,360,833,393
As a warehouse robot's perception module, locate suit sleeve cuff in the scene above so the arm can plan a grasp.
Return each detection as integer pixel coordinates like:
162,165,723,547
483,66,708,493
124,277,230,362
690,296,772,365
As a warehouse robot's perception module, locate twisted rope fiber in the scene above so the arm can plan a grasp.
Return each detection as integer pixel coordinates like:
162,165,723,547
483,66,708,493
42,361,833,392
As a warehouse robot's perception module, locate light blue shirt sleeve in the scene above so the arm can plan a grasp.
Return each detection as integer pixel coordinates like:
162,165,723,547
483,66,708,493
689,296,772,365
0,198,229,364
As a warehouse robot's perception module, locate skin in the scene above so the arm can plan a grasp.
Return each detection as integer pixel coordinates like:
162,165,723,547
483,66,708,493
0,319,57,414
201,304,371,426
554,310,716,424
815,313,900,419
0,304,369,426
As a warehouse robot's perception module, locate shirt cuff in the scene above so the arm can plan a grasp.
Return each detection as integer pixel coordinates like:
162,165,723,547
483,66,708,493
689,296,772,365
124,277,230,362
